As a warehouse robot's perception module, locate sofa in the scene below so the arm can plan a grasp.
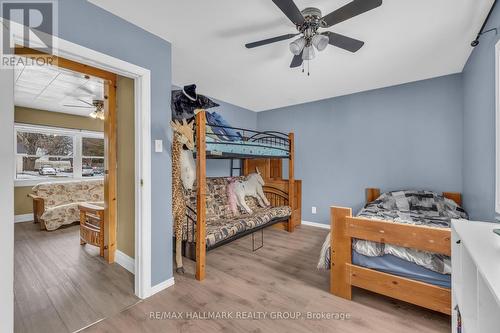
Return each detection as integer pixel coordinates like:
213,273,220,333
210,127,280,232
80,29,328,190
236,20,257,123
29,179,104,231
184,177,292,249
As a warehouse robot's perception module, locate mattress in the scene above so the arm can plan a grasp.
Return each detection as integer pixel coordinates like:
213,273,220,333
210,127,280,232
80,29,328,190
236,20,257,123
352,251,451,288
206,136,289,158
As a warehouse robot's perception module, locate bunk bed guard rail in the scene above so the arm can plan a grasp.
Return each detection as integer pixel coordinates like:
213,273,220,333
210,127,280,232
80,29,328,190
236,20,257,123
195,121,292,159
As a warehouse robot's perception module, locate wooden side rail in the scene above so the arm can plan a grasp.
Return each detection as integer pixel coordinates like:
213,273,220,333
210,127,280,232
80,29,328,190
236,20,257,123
346,217,451,256
330,205,452,314
348,264,451,314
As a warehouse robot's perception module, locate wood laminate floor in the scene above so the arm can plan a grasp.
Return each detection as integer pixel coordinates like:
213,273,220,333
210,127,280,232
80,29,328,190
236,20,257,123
83,225,450,333
14,222,138,333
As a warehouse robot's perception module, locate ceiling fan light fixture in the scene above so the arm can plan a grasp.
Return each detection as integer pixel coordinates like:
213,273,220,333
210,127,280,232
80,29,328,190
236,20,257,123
312,34,329,51
302,45,315,60
89,111,98,119
289,37,306,55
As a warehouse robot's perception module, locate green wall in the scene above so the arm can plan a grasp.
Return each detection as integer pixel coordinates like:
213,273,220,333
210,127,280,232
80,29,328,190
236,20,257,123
116,76,135,257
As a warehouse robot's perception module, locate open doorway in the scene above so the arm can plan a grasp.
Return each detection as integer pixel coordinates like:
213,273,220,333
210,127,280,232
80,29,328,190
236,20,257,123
13,51,139,332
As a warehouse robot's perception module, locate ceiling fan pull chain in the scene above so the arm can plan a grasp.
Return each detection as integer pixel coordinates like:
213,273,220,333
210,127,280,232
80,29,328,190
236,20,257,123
307,60,310,76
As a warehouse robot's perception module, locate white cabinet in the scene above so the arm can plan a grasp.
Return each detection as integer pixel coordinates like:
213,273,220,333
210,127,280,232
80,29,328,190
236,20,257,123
452,220,500,333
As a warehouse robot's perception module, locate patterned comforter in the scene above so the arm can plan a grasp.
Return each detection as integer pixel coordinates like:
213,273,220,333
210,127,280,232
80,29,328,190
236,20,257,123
318,190,469,274
183,177,291,248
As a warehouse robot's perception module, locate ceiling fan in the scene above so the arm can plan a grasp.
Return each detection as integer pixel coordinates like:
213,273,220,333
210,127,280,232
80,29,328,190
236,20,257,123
245,0,383,72
63,99,105,120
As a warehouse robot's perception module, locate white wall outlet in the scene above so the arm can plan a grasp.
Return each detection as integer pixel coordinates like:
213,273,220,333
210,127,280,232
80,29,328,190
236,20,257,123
311,206,317,214
155,140,163,153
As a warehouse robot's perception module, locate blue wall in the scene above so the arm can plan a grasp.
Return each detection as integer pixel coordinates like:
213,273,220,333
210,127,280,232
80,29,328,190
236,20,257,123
258,74,464,224
462,3,500,221
57,0,173,285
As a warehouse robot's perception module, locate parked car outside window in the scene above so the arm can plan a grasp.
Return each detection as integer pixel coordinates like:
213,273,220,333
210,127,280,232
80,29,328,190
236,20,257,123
39,166,57,176
82,165,95,177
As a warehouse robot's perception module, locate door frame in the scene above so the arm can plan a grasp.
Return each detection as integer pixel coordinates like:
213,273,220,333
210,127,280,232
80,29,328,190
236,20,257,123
3,20,153,306
15,47,119,264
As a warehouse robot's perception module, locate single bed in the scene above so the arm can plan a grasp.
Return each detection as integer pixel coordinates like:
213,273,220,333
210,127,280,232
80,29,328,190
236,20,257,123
322,188,468,314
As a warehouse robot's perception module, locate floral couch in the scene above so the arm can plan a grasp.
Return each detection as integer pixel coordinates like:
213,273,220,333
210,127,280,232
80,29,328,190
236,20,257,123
184,177,291,248
31,180,104,231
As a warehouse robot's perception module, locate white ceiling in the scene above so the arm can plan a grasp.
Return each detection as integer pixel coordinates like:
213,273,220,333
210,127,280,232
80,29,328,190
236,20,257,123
90,0,494,112
14,58,104,116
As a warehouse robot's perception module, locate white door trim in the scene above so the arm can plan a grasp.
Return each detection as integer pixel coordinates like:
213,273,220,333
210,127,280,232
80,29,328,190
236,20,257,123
7,20,153,299
0,36,15,333
48,38,153,300
495,39,500,214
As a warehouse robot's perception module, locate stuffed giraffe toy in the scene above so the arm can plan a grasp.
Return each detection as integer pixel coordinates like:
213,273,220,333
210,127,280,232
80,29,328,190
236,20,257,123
170,119,195,274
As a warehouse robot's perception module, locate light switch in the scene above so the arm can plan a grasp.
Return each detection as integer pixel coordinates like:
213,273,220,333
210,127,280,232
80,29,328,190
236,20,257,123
155,140,163,153
312,206,317,214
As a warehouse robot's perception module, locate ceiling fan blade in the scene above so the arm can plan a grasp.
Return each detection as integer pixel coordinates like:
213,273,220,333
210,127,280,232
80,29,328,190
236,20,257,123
322,0,382,28
322,32,364,52
77,85,95,94
245,33,298,48
77,98,94,106
271,0,305,25
290,50,303,68
63,105,94,108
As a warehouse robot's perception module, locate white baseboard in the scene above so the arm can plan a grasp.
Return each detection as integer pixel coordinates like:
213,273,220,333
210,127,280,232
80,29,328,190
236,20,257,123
150,277,175,296
301,220,330,229
15,213,34,223
115,250,135,274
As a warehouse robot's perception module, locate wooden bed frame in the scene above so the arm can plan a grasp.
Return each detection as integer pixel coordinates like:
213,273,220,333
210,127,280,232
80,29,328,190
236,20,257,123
193,111,297,281
331,188,461,315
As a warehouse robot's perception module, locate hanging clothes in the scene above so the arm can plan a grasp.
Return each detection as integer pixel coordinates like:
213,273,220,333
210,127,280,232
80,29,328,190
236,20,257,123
171,88,219,121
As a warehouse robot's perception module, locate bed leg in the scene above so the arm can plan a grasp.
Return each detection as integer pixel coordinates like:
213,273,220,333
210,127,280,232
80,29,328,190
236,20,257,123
330,206,352,300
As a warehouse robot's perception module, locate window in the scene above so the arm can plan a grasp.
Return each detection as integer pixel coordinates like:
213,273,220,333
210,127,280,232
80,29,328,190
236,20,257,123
82,137,105,177
15,124,104,184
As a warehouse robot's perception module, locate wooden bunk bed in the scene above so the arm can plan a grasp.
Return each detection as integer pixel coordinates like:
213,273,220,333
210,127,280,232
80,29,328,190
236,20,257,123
330,188,463,315
189,111,300,281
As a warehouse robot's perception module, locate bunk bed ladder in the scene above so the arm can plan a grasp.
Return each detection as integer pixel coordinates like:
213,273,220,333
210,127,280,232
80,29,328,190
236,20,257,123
230,158,242,177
